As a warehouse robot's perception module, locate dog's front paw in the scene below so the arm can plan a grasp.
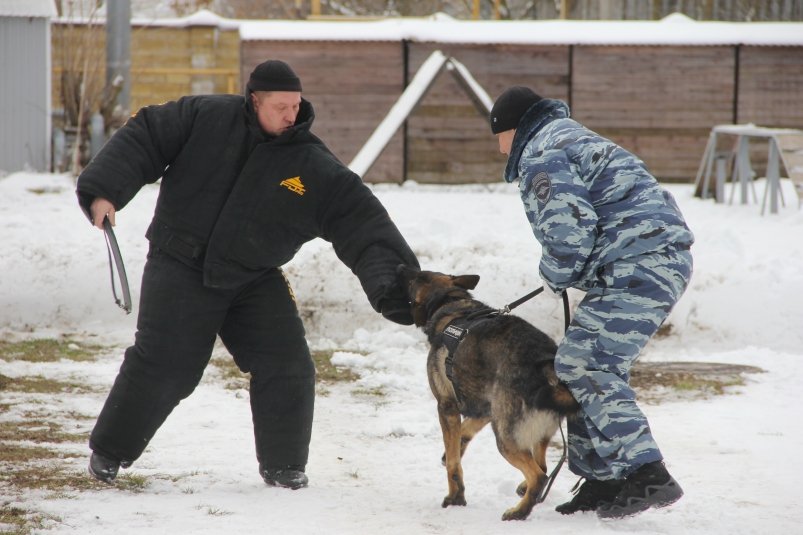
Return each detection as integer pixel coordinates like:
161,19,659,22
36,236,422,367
442,494,467,508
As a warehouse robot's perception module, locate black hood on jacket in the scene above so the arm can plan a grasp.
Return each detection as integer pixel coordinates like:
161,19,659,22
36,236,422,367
503,98,570,183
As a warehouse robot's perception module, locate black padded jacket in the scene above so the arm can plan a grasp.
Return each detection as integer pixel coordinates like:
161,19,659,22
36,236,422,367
76,94,418,313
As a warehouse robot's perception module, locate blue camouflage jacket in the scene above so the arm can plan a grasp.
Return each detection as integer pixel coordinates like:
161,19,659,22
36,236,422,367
503,99,694,292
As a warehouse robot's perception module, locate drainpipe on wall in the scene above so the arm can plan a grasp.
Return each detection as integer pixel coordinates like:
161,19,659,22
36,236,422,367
402,39,410,183
106,0,131,117
733,44,740,124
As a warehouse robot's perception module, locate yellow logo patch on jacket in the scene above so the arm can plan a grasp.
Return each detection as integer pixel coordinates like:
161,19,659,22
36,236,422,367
280,176,305,196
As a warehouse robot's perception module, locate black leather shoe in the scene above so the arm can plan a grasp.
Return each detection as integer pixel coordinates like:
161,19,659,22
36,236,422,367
260,465,308,490
88,452,121,483
555,478,625,514
597,461,683,519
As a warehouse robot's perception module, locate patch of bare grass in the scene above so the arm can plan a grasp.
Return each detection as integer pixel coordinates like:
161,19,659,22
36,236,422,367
631,361,763,402
0,442,103,495
0,338,104,363
1,375,102,395
2,464,105,493
115,473,149,493
209,354,248,391
312,350,359,384
0,419,86,445
209,349,360,391
0,505,58,535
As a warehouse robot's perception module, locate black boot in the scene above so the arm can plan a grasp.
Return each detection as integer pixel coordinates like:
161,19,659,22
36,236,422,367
597,461,683,519
260,465,308,490
555,478,625,514
88,452,120,483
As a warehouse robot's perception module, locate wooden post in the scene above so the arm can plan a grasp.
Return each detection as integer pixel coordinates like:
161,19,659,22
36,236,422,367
764,138,781,215
694,131,716,199
561,0,570,19
715,154,726,203
729,136,754,205
472,0,480,19
311,0,320,17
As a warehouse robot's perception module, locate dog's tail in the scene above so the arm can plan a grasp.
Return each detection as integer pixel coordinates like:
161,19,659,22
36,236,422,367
551,382,581,414
539,364,581,415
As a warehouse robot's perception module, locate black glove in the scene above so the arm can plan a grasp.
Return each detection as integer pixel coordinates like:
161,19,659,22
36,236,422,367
380,298,414,325
379,280,414,325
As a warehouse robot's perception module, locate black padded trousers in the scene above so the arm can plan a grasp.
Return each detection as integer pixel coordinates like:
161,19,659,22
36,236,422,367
89,249,315,471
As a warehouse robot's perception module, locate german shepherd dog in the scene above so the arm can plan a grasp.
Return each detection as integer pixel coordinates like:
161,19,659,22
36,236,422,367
397,265,579,521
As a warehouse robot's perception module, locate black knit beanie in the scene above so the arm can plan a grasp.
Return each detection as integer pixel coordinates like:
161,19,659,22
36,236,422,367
490,86,542,134
247,60,302,92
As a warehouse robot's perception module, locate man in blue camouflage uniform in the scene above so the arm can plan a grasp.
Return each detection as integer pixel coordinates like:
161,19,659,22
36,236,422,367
490,86,694,519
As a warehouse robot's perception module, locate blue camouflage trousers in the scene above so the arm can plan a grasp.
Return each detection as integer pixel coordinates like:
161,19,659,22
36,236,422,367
554,246,693,481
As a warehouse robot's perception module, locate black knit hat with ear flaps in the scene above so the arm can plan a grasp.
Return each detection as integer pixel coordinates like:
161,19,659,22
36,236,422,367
490,86,542,134
247,60,302,92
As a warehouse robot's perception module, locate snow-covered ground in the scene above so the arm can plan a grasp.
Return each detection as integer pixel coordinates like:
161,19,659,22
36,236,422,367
1,171,802,534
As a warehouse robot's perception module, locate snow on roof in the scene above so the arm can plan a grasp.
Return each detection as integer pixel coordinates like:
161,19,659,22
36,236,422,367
150,8,239,30
49,9,803,47
0,0,57,18
239,12,803,47
54,8,240,30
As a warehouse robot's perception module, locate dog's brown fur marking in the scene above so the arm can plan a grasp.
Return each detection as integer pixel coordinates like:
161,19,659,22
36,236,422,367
398,265,580,521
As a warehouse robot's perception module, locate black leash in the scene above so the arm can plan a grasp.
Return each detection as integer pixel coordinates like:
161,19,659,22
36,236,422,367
535,421,568,504
501,285,571,333
102,218,132,314
500,286,544,313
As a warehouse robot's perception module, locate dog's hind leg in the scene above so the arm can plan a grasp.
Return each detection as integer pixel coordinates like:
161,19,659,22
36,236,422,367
515,437,552,497
438,406,467,508
515,437,550,497
441,416,490,466
496,443,548,521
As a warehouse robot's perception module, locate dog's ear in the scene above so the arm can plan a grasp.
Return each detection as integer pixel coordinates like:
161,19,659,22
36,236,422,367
451,274,480,290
